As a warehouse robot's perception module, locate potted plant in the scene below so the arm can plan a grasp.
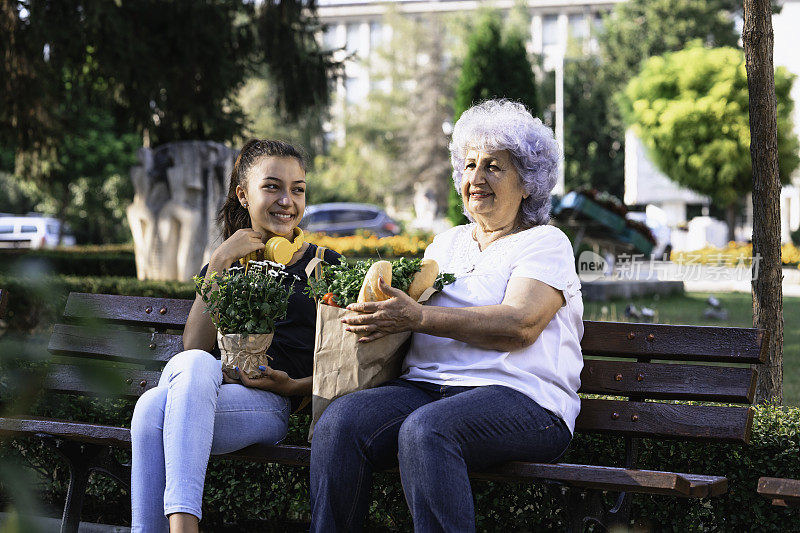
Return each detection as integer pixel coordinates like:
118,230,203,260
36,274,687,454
194,261,294,380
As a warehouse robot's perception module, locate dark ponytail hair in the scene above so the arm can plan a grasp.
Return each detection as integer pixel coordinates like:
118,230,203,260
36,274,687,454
218,139,307,239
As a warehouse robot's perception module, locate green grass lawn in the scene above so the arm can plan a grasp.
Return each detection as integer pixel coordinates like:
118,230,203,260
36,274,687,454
583,291,800,406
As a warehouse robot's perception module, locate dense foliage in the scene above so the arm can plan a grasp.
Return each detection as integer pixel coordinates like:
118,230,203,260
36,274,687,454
619,44,799,213
194,262,294,335
562,57,625,198
555,0,746,199
3,391,800,531
0,1,339,244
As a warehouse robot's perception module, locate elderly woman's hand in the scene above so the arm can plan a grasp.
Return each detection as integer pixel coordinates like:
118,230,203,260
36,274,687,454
342,277,423,343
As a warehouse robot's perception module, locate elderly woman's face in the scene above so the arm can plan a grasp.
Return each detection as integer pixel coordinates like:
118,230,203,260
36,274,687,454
461,149,526,224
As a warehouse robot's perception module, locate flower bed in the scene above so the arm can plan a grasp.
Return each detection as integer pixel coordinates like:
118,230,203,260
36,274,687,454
670,242,800,268
305,232,433,258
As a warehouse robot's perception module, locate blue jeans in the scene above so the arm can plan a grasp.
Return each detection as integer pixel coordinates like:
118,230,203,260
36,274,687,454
310,379,571,533
130,349,291,532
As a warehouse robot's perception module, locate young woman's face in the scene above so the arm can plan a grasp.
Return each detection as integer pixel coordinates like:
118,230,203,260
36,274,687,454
237,156,306,240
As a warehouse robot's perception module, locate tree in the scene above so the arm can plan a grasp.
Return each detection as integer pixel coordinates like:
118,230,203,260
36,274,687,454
309,8,458,222
237,77,328,161
743,0,784,403
1,1,340,243
599,0,740,90
449,11,539,225
401,17,453,224
583,0,744,197
562,57,624,197
89,0,338,146
618,44,799,238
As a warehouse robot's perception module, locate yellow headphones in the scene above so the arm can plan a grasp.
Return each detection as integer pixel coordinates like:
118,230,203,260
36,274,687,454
239,227,305,269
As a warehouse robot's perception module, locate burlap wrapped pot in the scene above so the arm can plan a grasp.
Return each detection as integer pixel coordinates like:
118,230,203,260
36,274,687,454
217,331,274,380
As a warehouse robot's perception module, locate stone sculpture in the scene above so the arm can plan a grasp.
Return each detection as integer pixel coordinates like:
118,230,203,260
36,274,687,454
127,141,237,281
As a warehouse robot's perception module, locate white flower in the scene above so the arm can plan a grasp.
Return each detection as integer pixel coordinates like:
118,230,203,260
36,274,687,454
268,270,279,277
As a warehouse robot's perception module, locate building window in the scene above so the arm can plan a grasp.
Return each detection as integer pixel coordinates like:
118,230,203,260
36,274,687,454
592,12,605,36
323,24,340,51
542,15,559,47
370,22,383,52
346,23,361,55
345,76,368,105
568,14,587,42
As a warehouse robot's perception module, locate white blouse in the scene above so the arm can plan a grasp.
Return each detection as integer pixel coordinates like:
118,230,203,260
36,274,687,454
402,223,584,433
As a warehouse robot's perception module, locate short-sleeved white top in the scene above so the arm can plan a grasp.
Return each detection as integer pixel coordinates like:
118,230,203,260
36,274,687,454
402,223,585,433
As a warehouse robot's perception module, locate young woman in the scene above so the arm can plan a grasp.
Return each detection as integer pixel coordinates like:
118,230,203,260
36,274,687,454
130,139,339,533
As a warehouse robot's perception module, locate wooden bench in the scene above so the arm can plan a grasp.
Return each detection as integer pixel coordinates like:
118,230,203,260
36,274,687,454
0,292,767,532
757,477,800,507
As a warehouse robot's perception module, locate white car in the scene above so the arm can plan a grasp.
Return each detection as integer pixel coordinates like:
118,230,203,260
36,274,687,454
0,215,76,249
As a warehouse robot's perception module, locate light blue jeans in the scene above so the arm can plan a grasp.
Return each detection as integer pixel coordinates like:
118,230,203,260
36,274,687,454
130,349,291,532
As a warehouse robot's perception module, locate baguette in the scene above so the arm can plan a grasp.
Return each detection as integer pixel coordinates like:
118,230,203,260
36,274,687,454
407,259,439,301
357,260,393,303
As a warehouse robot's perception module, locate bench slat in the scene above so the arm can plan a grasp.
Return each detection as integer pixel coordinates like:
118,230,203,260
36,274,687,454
0,417,131,447
580,360,756,403
0,417,726,498
64,293,193,329
44,364,161,398
581,321,767,363
48,324,181,364
758,477,800,506
680,474,730,498
41,359,755,404
477,462,695,496
575,399,753,443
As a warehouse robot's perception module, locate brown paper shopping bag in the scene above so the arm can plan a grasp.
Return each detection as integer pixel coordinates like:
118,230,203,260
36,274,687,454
308,303,412,441
307,284,437,442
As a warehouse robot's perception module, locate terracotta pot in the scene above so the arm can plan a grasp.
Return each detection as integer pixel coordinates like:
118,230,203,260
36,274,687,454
216,331,274,380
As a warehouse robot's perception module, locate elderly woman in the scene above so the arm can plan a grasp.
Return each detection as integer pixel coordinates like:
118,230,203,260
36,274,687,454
310,99,584,532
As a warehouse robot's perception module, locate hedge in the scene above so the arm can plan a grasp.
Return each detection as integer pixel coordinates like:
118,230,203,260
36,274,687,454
2,393,799,531
0,273,194,334
0,247,137,278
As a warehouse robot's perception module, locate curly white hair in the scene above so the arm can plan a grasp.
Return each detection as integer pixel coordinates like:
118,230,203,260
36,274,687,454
449,99,560,227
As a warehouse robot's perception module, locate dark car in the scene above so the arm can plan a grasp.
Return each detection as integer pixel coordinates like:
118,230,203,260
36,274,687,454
300,203,401,237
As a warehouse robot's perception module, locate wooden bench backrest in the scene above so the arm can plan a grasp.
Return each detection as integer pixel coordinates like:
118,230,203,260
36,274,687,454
47,293,767,444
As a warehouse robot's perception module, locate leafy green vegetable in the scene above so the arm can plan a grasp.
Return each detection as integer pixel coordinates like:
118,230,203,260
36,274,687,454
433,272,456,291
390,257,422,294
305,257,457,307
305,257,373,308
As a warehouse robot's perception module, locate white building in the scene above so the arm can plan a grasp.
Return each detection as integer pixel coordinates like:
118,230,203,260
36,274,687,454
318,0,621,104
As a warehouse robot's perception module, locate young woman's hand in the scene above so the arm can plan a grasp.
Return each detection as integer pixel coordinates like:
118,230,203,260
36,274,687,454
237,366,298,396
209,228,264,272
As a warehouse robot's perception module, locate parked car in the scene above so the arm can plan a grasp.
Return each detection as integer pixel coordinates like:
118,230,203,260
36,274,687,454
0,214,76,249
300,203,401,237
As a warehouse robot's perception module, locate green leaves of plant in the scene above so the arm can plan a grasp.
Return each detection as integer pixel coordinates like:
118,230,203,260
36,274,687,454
193,264,293,335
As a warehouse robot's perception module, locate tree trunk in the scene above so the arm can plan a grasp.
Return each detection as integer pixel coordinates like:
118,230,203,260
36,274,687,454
743,0,783,403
